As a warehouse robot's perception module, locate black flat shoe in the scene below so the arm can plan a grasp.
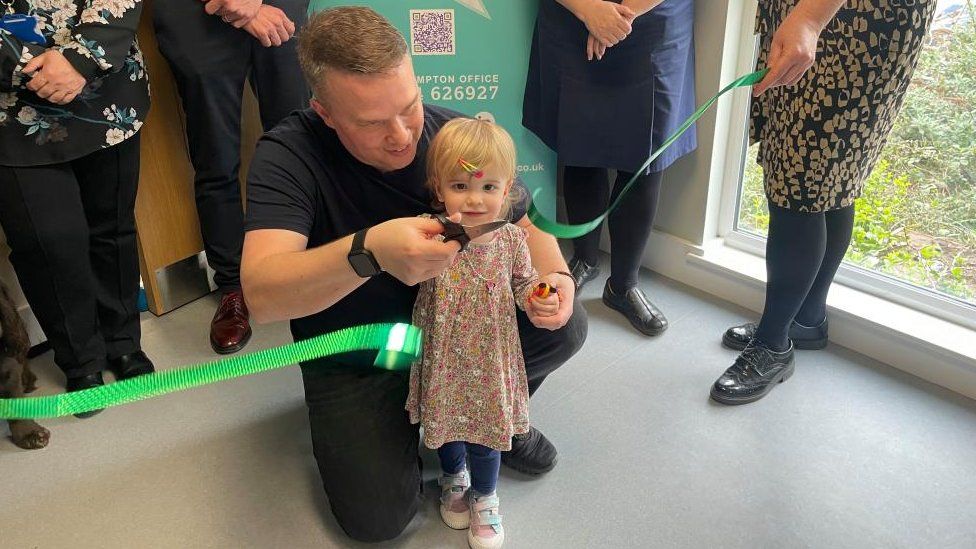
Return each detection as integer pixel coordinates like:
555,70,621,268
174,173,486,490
568,257,601,291
722,318,828,351
65,372,105,418
602,281,668,336
108,351,156,380
501,426,558,475
710,340,795,405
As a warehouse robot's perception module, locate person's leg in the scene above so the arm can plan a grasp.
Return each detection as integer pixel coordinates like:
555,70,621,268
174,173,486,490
562,165,610,288
466,443,500,496
753,205,828,351
503,300,586,474
250,0,310,131
154,2,249,292
437,441,468,474
467,443,504,545
0,164,107,381
711,203,827,405
794,205,856,327
607,170,663,290
301,366,423,542
73,136,142,361
602,169,667,335
518,299,587,396
436,441,472,530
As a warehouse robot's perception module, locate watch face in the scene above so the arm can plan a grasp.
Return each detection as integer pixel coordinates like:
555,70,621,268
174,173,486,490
349,251,380,277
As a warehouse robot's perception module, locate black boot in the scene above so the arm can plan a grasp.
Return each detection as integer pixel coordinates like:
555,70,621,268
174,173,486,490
568,257,601,292
722,317,828,351
65,372,105,418
710,341,795,405
108,350,156,380
602,281,668,336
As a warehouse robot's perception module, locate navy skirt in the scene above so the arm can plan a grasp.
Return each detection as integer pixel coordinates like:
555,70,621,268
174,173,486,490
522,0,697,174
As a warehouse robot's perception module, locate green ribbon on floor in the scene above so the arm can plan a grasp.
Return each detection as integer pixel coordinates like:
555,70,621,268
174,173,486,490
527,68,769,239
0,323,421,420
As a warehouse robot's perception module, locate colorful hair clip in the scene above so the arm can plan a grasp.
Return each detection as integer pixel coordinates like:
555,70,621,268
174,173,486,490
458,157,484,179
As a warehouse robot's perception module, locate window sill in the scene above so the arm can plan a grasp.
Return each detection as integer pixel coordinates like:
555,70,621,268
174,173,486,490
674,237,976,400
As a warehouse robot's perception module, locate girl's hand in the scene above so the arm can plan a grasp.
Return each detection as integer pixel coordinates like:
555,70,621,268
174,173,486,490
527,289,560,318
578,1,635,48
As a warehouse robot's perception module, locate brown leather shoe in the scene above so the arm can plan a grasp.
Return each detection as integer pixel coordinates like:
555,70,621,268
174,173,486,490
210,290,252,354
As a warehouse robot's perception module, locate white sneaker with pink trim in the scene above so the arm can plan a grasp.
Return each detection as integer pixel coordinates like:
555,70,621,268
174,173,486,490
438,470,471,530
468,493,504,548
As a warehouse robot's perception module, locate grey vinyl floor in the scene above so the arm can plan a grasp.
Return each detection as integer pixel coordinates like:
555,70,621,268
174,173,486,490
4,260,976,548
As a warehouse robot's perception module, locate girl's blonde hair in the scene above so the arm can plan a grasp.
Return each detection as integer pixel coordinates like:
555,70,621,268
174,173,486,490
426,117,523,219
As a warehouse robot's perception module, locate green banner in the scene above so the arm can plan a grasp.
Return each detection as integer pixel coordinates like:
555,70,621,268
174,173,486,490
0,323,421,419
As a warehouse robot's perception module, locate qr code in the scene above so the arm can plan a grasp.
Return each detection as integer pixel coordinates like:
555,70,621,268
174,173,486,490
410,9,456,56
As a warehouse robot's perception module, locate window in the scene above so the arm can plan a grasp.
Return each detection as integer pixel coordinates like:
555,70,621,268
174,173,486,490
729,1,976,323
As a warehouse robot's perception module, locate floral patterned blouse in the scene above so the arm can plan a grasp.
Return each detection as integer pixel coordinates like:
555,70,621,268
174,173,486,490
406,223,537,451
0,0,149,167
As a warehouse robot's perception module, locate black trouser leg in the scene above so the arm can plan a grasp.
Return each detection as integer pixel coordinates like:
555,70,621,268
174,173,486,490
795,205,856,326
754,203,827,350
250,0,310,131
562,165,610,265
519,299,587,395
75,136,142,359
301,302,586,541
607,170,663,291
154,2,249,291
302,367,422,543
0,164,104,379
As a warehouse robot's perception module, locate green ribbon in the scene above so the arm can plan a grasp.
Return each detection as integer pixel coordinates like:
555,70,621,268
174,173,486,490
527,68,769,238
0,323,421,420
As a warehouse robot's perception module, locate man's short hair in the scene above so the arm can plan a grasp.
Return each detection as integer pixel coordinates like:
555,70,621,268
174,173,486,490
297,7,408,97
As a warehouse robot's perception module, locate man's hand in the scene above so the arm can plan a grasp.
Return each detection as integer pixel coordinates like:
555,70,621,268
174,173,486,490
23,50,86,105
365,215,462,286
243,5,296,47
203,0,262,28
527,272,575,331
578,1,635,48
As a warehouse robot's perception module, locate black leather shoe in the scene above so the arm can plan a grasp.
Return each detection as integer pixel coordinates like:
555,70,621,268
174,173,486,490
65,372,105,418
710,341,795,405
568,257,601,291
501,426,558,475
602,281,668,336
108,351,156,380
722,318,828,351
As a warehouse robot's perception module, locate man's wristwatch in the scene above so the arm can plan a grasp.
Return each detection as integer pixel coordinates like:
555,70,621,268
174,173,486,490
348,228,382,278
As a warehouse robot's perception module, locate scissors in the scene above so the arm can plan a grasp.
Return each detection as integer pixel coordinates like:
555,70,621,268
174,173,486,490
433,213,507,252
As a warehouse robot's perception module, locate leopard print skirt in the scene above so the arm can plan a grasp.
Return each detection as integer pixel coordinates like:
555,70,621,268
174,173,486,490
750,0,937,212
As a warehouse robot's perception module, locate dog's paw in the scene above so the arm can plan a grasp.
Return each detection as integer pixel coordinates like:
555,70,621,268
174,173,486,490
10,420,50,450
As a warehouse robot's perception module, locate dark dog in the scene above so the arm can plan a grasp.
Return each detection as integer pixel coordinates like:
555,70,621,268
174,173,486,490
0,280,49,449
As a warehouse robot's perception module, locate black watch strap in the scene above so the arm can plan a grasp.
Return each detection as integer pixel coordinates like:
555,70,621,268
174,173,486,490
352,227,368,252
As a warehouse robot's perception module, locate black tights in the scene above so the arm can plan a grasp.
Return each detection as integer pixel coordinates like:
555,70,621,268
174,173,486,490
563,165,663,290
755,203,856,351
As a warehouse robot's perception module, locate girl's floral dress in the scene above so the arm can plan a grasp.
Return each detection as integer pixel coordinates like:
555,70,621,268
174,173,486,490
1,0,149,166
406,223,536,451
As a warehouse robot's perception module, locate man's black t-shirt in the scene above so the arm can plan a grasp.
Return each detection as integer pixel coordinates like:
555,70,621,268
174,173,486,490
244,105,527,369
